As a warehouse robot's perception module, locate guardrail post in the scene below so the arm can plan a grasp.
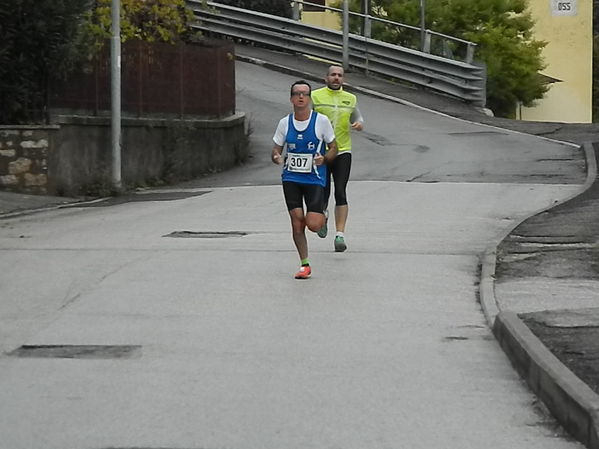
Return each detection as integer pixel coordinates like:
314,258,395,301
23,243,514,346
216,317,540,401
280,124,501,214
472,61,487,108
420,0,426,51
423,30,431,54
465,43,476,64
292,1,300,20
363,0,371,38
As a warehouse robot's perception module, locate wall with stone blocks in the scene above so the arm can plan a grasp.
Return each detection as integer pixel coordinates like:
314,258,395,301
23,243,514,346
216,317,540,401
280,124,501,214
0,127,55,194
0,113,247,197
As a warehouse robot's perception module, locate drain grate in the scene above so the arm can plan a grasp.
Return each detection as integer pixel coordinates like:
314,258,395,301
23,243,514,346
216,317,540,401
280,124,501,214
8,345,142,359
448,131,505,136
443,336,469,342
164,230,248,238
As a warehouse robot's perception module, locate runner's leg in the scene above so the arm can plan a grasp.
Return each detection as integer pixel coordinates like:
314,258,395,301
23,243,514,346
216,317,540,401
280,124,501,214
332,153,352,233
289,208,308,260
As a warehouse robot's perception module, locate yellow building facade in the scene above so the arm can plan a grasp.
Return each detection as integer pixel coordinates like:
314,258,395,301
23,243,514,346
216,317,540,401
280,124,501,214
299,0,593,123
300,0,341,30
521,0,593,123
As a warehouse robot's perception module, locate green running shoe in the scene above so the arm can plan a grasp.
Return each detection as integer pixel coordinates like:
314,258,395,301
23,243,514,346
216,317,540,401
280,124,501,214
317,211,328,238
334,235,347,252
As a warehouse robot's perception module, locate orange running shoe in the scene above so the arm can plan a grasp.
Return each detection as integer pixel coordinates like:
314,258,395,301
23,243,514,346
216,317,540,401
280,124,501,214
294,265,312,279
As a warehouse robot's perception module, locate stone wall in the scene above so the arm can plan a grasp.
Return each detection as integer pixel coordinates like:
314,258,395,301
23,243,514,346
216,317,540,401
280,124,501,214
0,113,247,197
0,127,55,194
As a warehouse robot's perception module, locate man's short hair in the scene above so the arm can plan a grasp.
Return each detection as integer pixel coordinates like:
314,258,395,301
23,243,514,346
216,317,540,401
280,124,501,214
327,65,344,75
290,80,312,97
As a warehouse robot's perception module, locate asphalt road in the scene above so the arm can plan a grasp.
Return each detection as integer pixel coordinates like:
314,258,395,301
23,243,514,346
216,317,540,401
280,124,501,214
0,57,592,449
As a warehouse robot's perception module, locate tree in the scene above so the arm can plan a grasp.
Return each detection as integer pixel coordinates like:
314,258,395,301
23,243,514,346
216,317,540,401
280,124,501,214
0,0,201,124
85,0,199,48
337,0,548,118
0,0,92,123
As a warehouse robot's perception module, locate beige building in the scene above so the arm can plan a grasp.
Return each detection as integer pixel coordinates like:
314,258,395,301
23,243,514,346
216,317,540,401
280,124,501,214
299,0,593,123
299,0,341,30
520,0,593,123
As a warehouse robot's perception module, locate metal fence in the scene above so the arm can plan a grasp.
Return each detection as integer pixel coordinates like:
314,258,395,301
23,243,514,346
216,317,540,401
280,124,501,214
293,0,478,64
187,0,486,106
49,39,236,118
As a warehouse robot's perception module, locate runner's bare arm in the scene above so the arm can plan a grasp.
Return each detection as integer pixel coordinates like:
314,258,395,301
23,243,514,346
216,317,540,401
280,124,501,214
323,140,338,164
351,107,364,131
272,144,283,164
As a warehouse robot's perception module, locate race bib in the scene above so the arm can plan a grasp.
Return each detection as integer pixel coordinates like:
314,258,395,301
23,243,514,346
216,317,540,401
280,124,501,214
286,152,313,173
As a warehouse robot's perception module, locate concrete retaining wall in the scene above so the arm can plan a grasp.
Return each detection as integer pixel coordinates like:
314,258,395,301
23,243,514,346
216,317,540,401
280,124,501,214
0,113,247,196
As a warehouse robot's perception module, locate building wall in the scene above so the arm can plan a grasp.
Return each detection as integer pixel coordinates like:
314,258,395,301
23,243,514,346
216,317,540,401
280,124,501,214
300,0,341,30
518,0,592,123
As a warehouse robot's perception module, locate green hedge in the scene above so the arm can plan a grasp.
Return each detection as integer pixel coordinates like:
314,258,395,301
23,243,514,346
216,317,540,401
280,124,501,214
0,0,92,124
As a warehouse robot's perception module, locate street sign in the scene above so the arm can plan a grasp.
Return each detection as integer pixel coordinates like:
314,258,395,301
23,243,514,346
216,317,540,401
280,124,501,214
551,0,577,16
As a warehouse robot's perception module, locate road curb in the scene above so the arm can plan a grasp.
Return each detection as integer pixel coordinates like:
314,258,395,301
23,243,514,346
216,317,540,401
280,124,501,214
479,141,596,325
478,141,599,449
0,197,108,220
493,311,599,449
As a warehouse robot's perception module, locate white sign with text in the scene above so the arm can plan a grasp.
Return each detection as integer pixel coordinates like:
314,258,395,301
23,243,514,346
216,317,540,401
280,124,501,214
551,0,577,16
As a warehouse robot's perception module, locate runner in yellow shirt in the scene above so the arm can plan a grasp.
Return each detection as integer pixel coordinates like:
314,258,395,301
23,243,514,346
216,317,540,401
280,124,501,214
311,65,364,252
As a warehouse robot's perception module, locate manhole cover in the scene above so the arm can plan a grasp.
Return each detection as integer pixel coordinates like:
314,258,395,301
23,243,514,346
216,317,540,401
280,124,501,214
164,231,248,238
8,345,142,359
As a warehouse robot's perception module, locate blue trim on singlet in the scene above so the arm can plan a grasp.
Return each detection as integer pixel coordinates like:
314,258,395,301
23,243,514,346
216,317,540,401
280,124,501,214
281,112,327,187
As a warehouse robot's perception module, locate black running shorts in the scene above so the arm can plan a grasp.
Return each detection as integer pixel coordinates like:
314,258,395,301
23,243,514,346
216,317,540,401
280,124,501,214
283,181,325,213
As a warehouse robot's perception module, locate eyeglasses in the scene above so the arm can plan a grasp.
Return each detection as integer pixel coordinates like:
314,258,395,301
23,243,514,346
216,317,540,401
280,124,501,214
291,91,310,97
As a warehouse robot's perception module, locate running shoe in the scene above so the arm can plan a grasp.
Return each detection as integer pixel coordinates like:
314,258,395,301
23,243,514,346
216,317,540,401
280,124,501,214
334,236,347,252
317,211,328,238
294,265,312,279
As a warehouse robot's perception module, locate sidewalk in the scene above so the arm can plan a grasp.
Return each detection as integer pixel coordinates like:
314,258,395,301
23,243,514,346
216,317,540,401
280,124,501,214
1,44,598,448
0,191,83,218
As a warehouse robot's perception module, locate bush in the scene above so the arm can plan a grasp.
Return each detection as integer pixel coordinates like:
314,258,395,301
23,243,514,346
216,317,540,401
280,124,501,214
0,0,201,124
0,0,92,124
86,0,199,47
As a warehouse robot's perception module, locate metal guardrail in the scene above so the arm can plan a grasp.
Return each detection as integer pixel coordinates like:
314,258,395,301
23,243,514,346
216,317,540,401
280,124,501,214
294,0,478,64
186,1,486,106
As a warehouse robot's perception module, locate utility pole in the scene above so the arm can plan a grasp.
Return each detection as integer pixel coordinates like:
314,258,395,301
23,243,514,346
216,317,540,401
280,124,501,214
111,0,122,192
342,0,349,70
